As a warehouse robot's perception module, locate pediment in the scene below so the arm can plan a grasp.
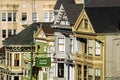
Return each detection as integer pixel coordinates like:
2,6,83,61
34,28,46,39
54,4,70,25
73,9,95,34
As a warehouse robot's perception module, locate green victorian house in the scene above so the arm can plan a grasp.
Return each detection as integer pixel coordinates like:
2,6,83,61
34,22,55,80
2,22,41,80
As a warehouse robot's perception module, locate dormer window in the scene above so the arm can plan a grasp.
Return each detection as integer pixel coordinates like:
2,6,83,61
84,19,88,28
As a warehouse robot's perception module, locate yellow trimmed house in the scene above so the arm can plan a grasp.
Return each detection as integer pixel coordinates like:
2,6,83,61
72,7,120,80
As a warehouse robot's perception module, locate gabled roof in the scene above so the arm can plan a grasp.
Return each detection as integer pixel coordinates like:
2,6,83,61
85,0,120,7
85,7,120,33
54,0,75,10
3,22,53,45
63,4,83,25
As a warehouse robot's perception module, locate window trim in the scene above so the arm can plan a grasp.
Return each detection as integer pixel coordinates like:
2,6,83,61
58,38,65,52
2,12,6,22
95,41,101,56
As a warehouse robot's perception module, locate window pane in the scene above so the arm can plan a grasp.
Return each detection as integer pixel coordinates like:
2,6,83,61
88,68,93,80
14,76,19,80
13,29,16,35
2,30,6,38
8,13,12,21
95,69,100,80
58,38,64,44
32,13,37,22
50,12,54,22
88,68,93,75
58,63,64,77
84,19,88,28
96,41,101,55
13,13,16,22
8,29,12,37
44,13,49,22
88,40,93,55
58,38,65,52
2,12,6,21
22,13,27,21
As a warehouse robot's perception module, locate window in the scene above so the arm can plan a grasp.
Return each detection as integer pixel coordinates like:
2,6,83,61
84,66,87,80
32,12,37,22
50,12,54,22
88,40,93,55
22,13,27,21
95,68,100,80
13,13,16,22
2,30,6,38
44,13,49,22
70,39,73,53
14,76,19,80
80,38,87,54
13,29,16,35
58,38,65,52
2,12,6,21
8,13,12,21
14,54,19,66
96,41,101,56
84,19,88,28
58,63,64,77
88,68,93,80
8,29,12,37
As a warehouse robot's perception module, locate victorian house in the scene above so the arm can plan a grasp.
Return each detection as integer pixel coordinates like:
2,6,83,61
52,0,83,80
34,22,55,80
2,22,39,80
72,6,120,80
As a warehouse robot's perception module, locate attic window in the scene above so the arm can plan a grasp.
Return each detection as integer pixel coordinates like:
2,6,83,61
84,19,88,28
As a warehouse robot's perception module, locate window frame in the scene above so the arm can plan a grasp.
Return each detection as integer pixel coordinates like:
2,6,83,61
50,12,54,22
84,19,88,28
2,29,6,38
44,13,49,22
8,13,12,22
88,39,93,55
58,63,64,78
58,38,65,52
95,41,101,56
14,54,19,67
22,13,27,21
32,12,38,22
2,12,6,22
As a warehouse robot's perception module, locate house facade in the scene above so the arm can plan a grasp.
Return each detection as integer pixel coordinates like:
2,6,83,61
34,22,55,80
52,0,83,80
2,23,39,80
72,6,120,80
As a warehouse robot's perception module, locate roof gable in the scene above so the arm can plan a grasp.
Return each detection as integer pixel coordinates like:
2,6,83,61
73,9,95,34
54,4,83,26
35,28,46,39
